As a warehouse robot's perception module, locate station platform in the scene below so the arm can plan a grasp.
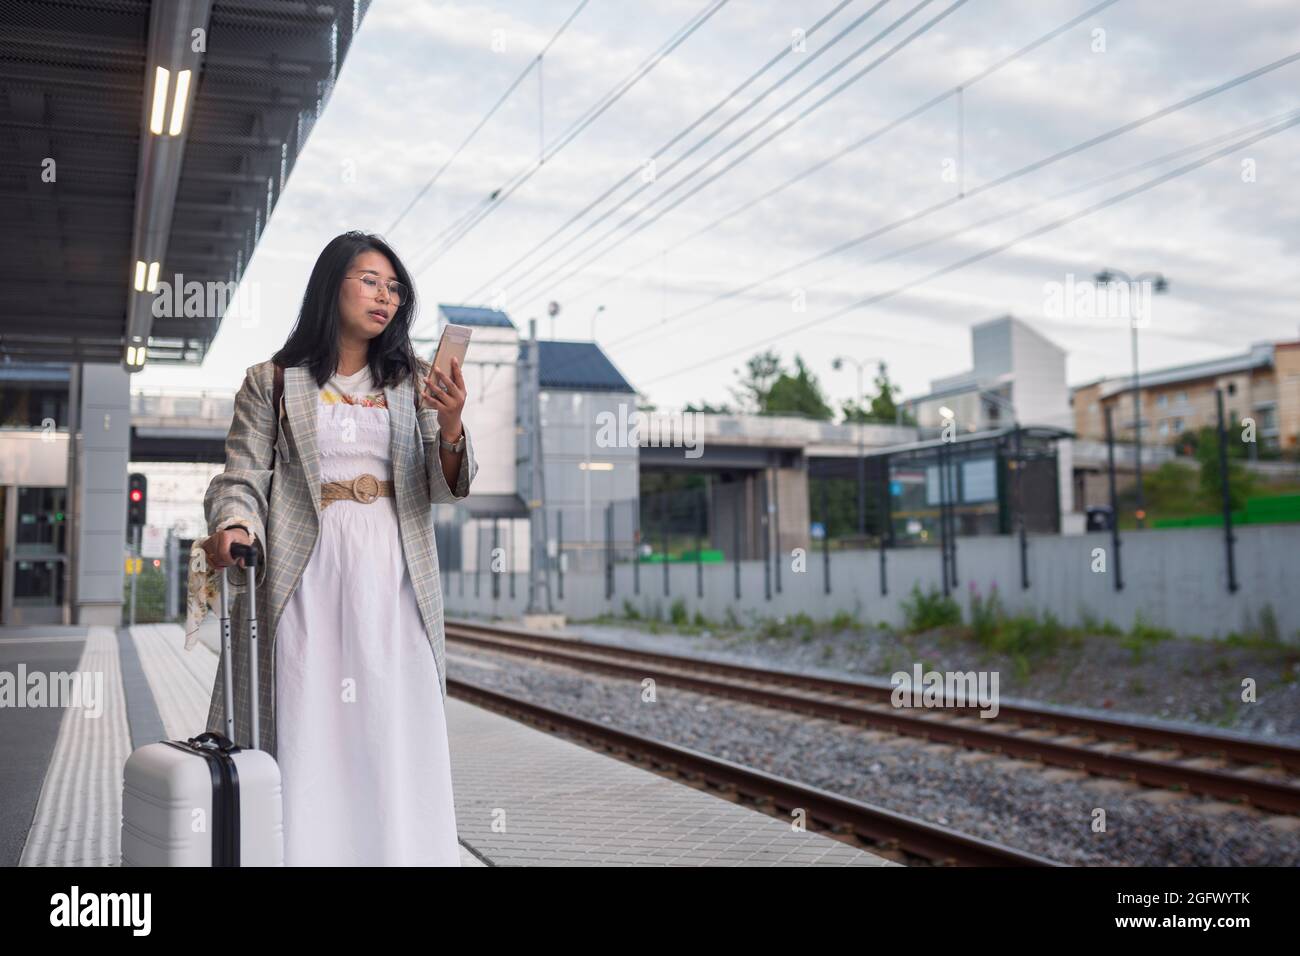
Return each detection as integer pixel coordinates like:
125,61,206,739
1,622,896,867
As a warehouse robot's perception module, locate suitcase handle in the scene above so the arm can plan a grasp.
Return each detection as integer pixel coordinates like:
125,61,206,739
190,730,239,754
230,541,258,566
219,540,261,751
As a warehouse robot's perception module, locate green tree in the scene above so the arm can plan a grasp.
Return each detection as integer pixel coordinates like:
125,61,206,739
766,354,833,420
728,349,783,414
841,362,909,424
683,400,734,414
1195,424,1253,510
1176,424,1245,459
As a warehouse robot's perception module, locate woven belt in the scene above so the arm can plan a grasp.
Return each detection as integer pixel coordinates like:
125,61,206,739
320,473,395,510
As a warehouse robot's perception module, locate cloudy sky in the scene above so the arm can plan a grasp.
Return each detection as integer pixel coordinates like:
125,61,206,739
138,0,1300,414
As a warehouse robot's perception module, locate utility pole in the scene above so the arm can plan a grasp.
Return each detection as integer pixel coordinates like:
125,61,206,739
523,317,553,613
1129,314,1145,528
1094,268,1169,529
833,354,882,540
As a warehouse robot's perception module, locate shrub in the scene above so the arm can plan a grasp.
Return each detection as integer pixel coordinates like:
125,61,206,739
622,599,640,621
1040,609,1063,645
670,598,688,626
1257,603,1280,644
970,604,1069,659
969,582,1003,647
791,611,816,636
901,583,962,632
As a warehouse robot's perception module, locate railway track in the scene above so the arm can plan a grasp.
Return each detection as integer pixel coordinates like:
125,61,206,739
448,676,1059,866
445,619,1300,816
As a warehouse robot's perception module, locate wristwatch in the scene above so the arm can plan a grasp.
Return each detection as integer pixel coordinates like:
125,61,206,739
438,428,465,453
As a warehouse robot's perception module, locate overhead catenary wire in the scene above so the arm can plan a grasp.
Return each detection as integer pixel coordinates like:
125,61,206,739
450,105,1300,448
402,0,734,282
631,112,1300,392
555,0,1125,315
663,106,1300,340
455,0,885,301
384,0,594,237
595,47,1300,354
407,0,731,270
486,0,972,309
461,29,1300,410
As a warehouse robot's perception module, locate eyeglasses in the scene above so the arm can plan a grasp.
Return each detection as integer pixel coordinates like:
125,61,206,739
345,273,408,306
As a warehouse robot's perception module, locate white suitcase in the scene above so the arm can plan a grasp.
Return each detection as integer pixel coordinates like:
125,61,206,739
121,542,285,866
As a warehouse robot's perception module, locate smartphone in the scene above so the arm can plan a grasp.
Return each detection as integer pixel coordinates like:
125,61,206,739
430,323,472,390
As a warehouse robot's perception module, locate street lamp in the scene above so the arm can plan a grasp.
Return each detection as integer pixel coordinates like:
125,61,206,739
833,355,884,538
589,304,606,341
1093,268,1170,529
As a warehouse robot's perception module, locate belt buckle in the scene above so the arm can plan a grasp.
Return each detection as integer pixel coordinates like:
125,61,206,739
351,473,379,504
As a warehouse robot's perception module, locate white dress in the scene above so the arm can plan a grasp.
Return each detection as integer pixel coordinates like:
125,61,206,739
273,365,460,866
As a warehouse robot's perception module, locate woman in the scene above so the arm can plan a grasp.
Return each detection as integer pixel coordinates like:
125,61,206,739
183,230,477,866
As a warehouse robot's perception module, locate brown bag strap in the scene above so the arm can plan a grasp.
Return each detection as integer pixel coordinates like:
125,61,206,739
270,363,284,468
273,362,284,413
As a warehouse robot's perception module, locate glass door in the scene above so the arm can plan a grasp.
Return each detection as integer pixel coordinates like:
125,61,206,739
3,485,69,625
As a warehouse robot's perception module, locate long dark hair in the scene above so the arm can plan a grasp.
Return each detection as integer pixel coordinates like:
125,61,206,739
271,230,423,388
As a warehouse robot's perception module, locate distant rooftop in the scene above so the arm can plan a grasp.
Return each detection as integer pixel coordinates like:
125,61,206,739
533,340,636,393
1095,342,1275,399
437,304,517,329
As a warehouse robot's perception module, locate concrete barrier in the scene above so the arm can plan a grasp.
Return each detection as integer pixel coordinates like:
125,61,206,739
442,524,1300,640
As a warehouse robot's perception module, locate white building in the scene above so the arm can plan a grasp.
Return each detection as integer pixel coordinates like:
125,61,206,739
433,305,640,591
903,315,1078,528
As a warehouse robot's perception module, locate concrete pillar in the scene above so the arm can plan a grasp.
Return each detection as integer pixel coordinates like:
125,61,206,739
73,362,131,625
773,457,810,555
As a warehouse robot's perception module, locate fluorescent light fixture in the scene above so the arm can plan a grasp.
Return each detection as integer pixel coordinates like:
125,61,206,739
134,260,147,291
145,261,160,292
939,406,955,419
149,66,170,135
168,69,192,135
578,462,614,471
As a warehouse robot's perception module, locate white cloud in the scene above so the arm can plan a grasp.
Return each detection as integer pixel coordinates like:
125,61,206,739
137,0,1300,414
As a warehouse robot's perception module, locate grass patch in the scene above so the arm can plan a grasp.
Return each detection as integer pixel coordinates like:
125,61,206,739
1120,611,1175,663
830,610,864,633
1078,606,1123,636
756,612,817,641
963,584,1076,670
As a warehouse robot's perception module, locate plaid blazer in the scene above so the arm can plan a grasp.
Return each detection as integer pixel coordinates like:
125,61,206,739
197,358,476,757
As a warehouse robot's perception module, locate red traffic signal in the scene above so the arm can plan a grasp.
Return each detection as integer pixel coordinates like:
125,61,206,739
127,473,148,529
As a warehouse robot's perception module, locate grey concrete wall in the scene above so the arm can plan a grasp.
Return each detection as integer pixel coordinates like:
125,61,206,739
443,524,1300,640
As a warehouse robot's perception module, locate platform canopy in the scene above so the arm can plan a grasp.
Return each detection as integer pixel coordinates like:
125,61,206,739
0,0,370,366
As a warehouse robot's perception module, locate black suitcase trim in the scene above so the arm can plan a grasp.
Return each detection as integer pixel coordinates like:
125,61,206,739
163,733,243,866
